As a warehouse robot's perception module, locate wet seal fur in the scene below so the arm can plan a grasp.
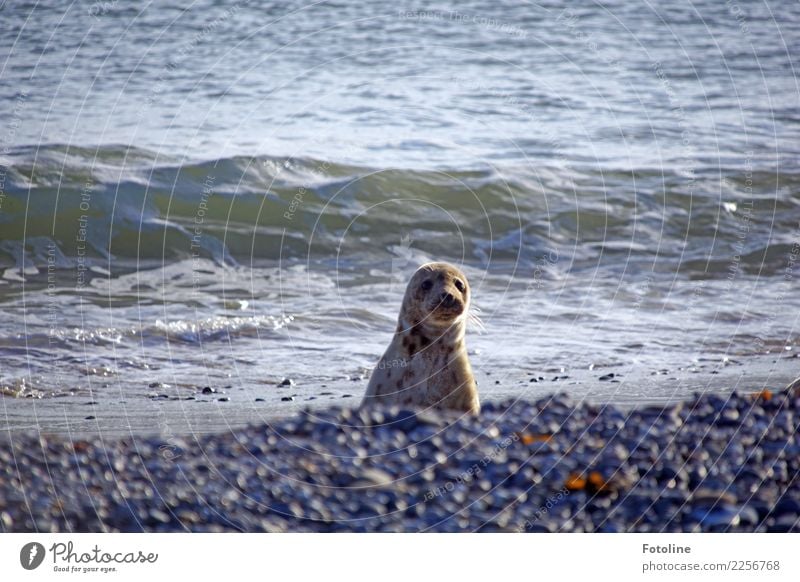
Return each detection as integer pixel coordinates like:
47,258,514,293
361,262,480,415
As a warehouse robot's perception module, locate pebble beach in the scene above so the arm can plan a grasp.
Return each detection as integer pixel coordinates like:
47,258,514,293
2,387,798,533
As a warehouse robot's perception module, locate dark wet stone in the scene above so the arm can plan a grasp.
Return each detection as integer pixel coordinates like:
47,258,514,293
767,514,800,533
281,396,294,402
687,502,749,530
279,378,294,387
717,408,740,426
388,410,418,432
599,373,615,381
201,387,216,394
218,397,230,402
774,496,800,516
736,505,760,527
691,484,737,504
655,464,688,487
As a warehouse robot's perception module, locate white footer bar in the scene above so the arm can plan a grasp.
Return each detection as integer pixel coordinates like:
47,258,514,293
1,533,797,581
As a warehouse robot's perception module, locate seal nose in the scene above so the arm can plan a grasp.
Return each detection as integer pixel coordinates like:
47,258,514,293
440,292,455,307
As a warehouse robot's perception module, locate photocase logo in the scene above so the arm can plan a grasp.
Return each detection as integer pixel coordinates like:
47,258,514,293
20,542,46,570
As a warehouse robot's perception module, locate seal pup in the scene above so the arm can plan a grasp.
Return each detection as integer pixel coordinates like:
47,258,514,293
361,262,480,415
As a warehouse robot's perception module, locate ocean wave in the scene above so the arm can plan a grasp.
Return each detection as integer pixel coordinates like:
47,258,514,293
0,312,293,350
1,144,798,279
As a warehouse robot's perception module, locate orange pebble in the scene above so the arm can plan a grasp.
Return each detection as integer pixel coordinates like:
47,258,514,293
72,441,90,453
588,471,609,491
520,433,553,445
565,473,586,491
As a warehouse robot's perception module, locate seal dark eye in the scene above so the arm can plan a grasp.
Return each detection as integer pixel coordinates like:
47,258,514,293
421,279,433,291
454,279,466,293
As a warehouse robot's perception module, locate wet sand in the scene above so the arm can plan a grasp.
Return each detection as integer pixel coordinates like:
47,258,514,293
2,352,797,439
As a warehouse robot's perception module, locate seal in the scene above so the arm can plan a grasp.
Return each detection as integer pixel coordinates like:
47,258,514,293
361,262,480,415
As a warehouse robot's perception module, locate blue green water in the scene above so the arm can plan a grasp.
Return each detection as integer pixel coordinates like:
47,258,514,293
1,1,798,434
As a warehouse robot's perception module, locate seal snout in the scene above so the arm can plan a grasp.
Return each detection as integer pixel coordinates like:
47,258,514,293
427,286,465,324
440,291,457,308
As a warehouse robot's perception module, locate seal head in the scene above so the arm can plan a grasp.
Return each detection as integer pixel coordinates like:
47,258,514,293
400,262,469,331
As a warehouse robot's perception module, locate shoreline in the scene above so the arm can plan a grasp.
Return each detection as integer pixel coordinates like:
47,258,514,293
1,386,798,532
3,353,798,439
